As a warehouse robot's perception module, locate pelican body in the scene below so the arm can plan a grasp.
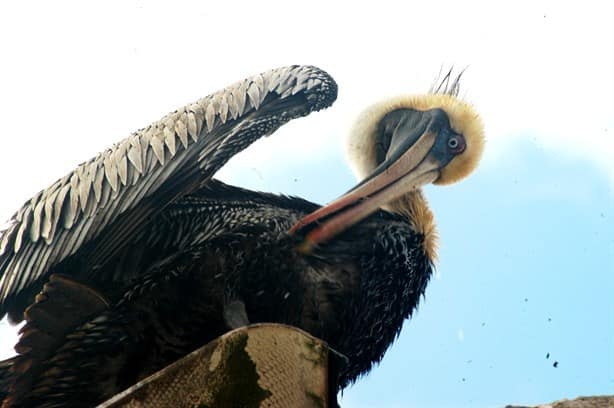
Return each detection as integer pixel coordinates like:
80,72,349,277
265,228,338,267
0,66,484,407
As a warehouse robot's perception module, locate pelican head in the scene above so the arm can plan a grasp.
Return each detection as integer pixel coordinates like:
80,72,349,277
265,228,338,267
291,75,485,254
347,92,484,187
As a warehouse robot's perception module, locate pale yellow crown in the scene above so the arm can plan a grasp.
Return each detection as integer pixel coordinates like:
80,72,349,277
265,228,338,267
346,93,485,185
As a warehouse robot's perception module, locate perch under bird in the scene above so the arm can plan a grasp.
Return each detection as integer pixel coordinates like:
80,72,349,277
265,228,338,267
0,66,484,407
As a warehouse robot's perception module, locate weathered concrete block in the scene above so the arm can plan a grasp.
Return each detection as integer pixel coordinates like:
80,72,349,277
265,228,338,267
98,323,330,408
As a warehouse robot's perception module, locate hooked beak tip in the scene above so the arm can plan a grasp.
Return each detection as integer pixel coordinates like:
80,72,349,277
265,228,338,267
296,238,315,255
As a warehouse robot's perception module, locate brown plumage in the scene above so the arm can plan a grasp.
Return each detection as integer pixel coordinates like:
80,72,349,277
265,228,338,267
0,68,484,407
0,65,337,323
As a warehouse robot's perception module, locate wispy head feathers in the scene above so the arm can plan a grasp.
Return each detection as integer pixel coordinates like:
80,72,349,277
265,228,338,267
429,66,467,97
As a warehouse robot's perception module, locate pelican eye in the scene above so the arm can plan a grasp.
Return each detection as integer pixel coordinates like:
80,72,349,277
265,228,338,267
448,134,466,154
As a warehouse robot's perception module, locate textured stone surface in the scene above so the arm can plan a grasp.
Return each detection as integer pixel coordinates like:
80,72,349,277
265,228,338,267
98,323,328,408
506,396,614,408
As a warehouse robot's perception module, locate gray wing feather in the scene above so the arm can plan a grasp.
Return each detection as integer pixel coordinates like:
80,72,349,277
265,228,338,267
0,65,337,319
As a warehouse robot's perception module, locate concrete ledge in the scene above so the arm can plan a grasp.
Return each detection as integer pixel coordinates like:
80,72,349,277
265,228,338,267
506,396,614,408
98,323,330,408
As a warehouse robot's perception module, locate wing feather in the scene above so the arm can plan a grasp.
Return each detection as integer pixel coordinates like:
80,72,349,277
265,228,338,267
0,65,337,321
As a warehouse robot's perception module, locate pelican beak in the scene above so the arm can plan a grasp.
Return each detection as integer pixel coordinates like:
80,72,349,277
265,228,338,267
290,108,465,253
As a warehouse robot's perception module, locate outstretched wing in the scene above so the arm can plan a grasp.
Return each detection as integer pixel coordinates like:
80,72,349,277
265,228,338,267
0,65,337,321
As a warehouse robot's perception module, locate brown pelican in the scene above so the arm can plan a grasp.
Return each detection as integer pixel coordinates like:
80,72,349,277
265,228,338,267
0,66,484,407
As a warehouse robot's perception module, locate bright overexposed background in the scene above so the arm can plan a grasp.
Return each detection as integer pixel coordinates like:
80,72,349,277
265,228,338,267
0,1,612,407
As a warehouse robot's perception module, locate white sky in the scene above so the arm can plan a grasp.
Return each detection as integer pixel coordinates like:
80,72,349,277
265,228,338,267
0,0,612,365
